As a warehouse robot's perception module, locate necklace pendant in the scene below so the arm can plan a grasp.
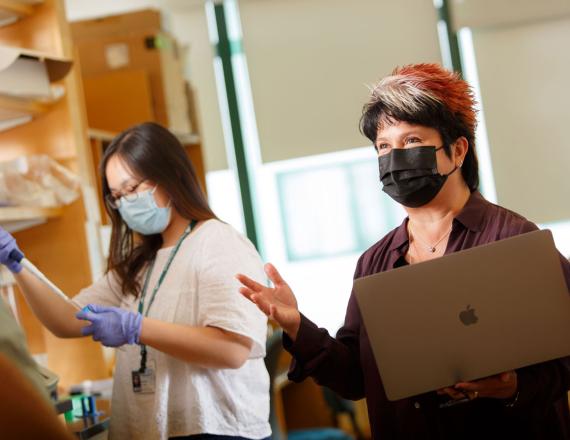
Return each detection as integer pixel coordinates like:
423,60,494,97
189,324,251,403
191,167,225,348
429,247,436,253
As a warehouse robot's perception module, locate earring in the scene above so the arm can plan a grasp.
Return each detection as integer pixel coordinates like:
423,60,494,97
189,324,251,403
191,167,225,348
458,162,463,168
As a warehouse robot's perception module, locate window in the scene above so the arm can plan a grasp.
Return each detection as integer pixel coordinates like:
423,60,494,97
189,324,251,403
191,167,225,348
276,152,406,261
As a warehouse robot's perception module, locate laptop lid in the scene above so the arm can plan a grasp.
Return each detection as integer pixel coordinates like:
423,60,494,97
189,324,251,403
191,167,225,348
354,229,570,401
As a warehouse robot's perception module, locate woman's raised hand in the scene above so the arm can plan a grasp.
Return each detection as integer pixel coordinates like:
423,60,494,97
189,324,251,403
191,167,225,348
236,263,301,340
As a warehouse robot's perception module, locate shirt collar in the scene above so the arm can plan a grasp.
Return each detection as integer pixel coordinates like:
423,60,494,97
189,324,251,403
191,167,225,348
388,191,487,252
453,191,487,232
389,218,409,252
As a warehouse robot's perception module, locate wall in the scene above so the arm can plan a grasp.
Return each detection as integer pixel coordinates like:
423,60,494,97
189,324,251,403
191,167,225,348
168,6,229,171
65,0,205,21
239,0,442,163
451,1,570,224
451,0,570,30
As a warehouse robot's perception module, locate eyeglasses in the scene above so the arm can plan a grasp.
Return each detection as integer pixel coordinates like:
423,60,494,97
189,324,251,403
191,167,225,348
105,179,149,209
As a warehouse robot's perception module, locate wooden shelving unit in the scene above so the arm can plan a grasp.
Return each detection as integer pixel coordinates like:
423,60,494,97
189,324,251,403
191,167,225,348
0,0,108,389
0,205,62,221
0,45,71,131
0,0,41,27
0,206,62,232
0,94,54,113
0,93,61,132
0,45,72,79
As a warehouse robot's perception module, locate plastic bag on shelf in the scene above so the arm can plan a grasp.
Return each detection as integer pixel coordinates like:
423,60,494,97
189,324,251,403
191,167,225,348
0,155,79,207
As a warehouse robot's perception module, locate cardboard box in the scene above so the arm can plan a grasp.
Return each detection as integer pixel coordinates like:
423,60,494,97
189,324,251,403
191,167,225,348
71,9,192,134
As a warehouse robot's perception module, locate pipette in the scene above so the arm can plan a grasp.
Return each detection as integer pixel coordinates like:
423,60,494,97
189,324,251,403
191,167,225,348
9,249,81,310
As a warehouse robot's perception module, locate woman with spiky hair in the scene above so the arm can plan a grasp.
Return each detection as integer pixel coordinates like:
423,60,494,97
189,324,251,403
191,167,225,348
237,64,570,439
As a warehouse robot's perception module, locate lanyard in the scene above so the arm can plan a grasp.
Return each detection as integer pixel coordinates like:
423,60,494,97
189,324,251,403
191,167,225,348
138,220,196,371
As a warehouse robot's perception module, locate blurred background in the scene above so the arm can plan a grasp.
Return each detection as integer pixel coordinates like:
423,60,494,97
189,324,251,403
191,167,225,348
0,0,569,437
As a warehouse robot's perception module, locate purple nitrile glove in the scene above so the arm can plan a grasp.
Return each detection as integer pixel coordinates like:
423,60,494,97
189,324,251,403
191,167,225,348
76,304,143,347
0,226,23,273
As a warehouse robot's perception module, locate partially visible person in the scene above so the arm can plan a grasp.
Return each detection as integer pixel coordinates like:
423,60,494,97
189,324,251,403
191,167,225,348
0,288,48,399
237,64,570,439
0,353,74,440
0,293,73,439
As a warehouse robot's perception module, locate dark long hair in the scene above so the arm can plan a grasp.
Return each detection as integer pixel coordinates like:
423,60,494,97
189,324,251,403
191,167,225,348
100,122,216,297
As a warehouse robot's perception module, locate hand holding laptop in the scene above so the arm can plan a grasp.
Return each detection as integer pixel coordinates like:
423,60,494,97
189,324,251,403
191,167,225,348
438,370,517,401
237,263,302,340
354,230,570,401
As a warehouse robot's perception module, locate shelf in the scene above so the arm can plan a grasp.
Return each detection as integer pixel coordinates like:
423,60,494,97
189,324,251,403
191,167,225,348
0,0,42,28
0,206,63,221
0,92,60,131
87,128,117,142
0,93,53,114
0,46,71,131
0,206,63,232
88,128,201,147
175,131,200,146
0,45,73,85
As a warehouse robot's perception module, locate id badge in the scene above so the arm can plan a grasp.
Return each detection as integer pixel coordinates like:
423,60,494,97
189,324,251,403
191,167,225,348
132,366,156,394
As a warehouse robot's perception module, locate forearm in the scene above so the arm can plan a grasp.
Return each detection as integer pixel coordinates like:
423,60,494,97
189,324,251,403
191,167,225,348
285,314,365,400
14,269,86,338
139,317,253,369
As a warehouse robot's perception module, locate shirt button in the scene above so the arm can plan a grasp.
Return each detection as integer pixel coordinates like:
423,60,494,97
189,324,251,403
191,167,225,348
414,402,421,409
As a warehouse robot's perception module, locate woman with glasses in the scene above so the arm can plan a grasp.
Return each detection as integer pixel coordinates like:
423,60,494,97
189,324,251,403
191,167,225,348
237,64,570,439
0,122,271,440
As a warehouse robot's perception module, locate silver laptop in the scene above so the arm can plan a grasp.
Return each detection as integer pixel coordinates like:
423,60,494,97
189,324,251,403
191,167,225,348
354,229,570,401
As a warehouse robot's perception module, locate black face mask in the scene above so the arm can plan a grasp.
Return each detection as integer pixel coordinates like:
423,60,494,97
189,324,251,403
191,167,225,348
378,146,458,208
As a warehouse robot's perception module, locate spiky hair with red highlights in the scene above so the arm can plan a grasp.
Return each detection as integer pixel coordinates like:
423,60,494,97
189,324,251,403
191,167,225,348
359,63,480,191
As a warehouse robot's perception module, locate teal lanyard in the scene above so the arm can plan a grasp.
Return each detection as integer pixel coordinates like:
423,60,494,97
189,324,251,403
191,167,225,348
138,220,196,371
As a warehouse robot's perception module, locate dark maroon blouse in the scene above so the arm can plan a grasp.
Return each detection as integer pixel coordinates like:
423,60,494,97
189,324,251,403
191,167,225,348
284,191,570,439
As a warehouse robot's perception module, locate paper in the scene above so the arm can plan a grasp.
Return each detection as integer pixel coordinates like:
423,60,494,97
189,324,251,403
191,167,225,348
105,43,129,69
0,56,51,98
0,46,72,132
0,115,32,132
0,46,71,82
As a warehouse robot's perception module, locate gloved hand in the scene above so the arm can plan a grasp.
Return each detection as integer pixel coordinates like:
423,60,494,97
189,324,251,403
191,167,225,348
0,227,23,273
76,304,142,347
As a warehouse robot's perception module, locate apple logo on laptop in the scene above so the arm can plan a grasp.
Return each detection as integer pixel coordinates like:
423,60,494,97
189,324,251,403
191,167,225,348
459,305,478,326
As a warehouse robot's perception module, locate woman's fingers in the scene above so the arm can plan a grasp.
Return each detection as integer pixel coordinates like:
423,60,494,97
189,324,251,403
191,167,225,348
265,263,286,287
455,372,517,399
240,287,274,314
454,382,482,399
238,266,298,331
454,381,485,399
454,381,478,391
442,373,518,400
440,387,468,400
239,288,271,316
235,274,265,293
239,286,256,302
270,303,287,323
250,293,273,316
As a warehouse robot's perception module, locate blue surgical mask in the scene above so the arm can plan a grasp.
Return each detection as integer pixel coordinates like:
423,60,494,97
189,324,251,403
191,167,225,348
118,186,171,235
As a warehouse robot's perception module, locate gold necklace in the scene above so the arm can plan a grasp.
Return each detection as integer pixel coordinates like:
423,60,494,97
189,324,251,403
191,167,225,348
408,222,452,253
